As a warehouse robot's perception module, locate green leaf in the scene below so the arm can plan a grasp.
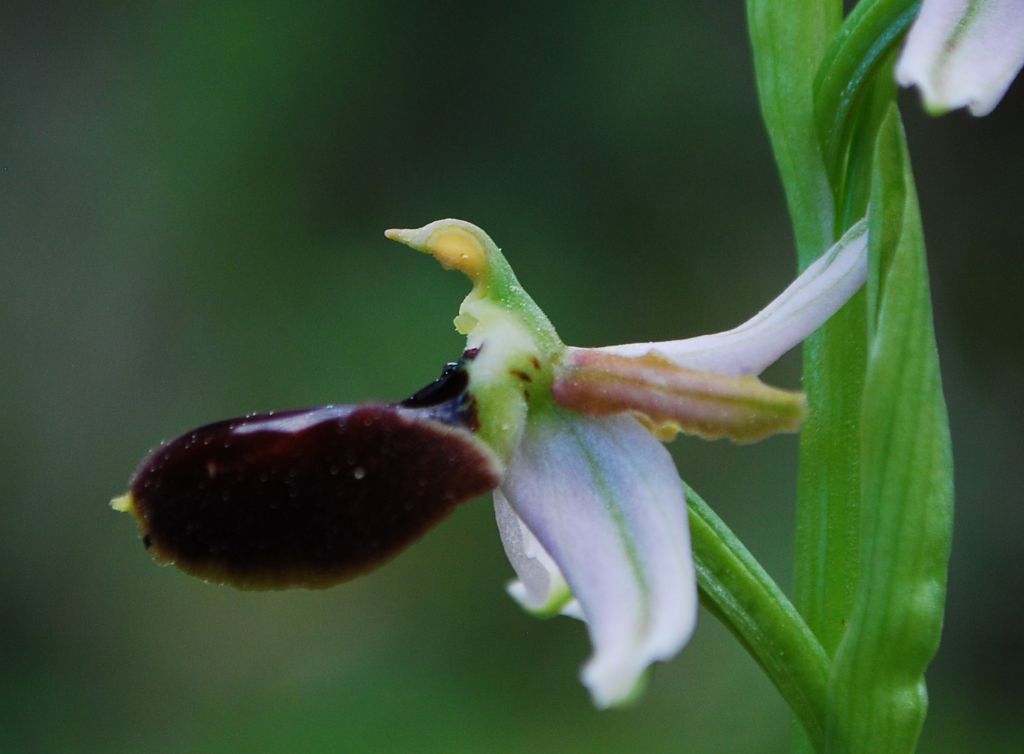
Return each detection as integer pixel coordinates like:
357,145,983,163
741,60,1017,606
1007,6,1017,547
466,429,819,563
813,0,922,207
825,108,954,754
686,487,829,751
830,49,900,232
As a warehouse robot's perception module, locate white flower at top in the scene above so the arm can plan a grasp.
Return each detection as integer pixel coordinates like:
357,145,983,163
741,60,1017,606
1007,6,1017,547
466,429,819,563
897,0,1024,115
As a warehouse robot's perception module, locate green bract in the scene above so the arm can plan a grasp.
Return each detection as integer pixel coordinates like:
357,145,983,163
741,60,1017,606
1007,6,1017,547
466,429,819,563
826,108,953,754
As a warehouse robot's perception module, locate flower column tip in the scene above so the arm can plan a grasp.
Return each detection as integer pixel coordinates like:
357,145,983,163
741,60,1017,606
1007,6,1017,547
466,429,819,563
385,219,491,284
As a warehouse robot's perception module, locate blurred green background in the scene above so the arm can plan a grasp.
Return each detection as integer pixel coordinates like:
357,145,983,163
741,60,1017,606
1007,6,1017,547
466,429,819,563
3,2,1022,752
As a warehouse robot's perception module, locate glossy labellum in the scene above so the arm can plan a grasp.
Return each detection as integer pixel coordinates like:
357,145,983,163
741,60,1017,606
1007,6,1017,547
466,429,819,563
114,357,502,589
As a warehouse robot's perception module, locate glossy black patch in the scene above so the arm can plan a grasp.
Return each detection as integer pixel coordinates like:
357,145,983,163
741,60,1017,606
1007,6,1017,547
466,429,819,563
400,354,477,428
401,361,467,408
128,403,501,589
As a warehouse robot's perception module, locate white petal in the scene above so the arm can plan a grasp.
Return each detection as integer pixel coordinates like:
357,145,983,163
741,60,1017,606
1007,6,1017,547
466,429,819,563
499,410,697,707
598,219,868,376
896,0,1024,116
494,489,575,616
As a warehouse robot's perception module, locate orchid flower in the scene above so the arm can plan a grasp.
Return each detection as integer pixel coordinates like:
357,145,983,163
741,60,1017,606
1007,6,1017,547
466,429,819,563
897,0,1024,115
112,218,868,707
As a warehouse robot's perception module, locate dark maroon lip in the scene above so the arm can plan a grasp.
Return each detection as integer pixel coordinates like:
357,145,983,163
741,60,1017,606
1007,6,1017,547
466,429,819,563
123,355,501,590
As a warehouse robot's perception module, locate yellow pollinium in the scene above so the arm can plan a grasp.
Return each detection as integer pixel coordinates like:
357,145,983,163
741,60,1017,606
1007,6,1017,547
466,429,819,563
385,220,489,285
425,227,486,280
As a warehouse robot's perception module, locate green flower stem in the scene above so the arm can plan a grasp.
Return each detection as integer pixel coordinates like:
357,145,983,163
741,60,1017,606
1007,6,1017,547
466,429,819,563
746,6,845,752
687,487,830,751
748,0,867,670
746,0,840,260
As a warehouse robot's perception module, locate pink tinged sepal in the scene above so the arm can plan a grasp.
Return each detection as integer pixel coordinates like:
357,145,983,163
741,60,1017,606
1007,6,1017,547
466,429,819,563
553,349,806,443
596,220,868,377
896,0,1024,116
497,410,697,708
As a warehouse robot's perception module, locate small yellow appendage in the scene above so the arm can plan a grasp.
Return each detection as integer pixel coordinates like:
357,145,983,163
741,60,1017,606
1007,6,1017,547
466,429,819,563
110,492,136,514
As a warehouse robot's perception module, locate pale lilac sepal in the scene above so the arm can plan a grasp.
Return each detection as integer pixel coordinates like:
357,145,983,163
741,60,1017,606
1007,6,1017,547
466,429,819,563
897,0,1024,116
597,220,868,376
494,489,577,617
498,410,697,707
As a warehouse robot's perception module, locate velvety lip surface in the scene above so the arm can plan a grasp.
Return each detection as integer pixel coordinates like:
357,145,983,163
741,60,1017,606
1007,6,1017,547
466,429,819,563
128,403,501,589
